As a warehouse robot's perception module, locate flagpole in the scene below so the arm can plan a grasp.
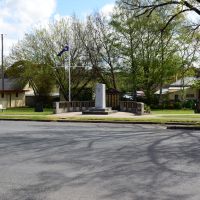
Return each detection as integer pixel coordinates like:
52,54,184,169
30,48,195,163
57,44,71,102
68,44,71,102
1,34,4,96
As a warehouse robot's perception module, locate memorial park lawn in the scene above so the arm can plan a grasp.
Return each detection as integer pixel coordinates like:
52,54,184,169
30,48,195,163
0,107,200,124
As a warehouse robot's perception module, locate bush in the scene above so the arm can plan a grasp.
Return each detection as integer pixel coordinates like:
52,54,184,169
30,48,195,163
173,102,182,109
144,104,151,113
182,99,196,109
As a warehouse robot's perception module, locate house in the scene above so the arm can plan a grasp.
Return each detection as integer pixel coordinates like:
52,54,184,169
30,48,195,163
155,77,199,101
0,78,30,108
0,78,60,108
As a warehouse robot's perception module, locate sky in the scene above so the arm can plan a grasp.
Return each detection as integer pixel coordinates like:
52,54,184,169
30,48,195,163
0,0,116,56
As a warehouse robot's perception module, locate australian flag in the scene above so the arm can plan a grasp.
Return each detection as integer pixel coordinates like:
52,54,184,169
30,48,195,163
57,45,69,56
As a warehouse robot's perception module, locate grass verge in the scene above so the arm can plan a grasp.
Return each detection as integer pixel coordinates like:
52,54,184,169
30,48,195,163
0,108,200,125
0,115,200,125
0,107,53,115
151,109,194,114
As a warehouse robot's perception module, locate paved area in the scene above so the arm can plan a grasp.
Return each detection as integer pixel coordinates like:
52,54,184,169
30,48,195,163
0,121,200,199
52,112,200,121
53,111,151,118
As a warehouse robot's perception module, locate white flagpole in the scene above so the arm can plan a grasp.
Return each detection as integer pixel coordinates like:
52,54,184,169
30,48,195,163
68,44,71,102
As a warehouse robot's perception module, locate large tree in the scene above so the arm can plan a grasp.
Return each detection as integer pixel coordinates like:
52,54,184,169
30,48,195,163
8,17,95,101
111,3,185,103
8,14,122,100
120,0,200,30
89,13,120,89
111,6,142,99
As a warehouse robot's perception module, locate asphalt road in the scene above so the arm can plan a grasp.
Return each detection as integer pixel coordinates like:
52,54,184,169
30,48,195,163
0,121,200,200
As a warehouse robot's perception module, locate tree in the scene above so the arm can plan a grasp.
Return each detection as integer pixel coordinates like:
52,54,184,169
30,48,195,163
6,60,55,104
73,15,111,87
111,3,185,103
89,13,120,89
111,6,142,99
174,28,200,101
7,17,94,101
120,0,200,30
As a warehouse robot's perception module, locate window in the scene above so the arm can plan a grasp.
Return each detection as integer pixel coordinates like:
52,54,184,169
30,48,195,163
186,94,195,98
16,92,18,97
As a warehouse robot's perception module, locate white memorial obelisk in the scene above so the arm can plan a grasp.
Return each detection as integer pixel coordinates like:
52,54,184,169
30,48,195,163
82,83,115,114
95,83,106,109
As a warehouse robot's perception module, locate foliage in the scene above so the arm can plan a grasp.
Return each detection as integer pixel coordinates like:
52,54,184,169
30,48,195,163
7,16,119,100
120,0,200,30
182,99,196,109
192,79,200,89
144,104,151,113
6,60,55,98
5,1,200,106
173,102,182,109
111,3,188,104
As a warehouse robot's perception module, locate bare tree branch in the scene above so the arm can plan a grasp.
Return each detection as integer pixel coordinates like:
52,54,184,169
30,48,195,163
121,0,200,30
161,8,191,31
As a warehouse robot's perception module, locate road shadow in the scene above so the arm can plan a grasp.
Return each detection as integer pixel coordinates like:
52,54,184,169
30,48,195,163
0,123,200,199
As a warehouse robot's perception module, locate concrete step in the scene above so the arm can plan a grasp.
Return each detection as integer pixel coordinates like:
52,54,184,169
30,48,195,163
82,108,117,115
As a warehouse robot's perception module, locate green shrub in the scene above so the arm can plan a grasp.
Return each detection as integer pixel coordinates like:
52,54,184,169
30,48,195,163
173,102,182,109
182,100,196,109
144,104,151,113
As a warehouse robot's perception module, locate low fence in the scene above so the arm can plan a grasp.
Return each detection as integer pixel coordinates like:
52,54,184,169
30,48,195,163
54,101,144,115
53,101,95,114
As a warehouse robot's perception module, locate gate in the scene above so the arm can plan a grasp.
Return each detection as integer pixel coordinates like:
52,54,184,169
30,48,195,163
106,88,120,110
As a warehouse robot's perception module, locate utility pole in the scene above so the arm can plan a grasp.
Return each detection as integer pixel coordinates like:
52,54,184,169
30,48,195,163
1,34,4,96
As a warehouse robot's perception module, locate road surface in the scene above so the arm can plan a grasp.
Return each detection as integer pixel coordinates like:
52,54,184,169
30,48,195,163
0,121,199,200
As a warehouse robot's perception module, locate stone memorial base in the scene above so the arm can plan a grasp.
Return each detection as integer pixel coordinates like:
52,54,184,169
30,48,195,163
82,107,117,115
82,83,117,115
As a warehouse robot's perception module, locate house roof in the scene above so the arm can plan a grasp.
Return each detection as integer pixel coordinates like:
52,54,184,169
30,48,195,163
154,88,169,95
170,77,199,87
0,78,24,92
155,76,198,95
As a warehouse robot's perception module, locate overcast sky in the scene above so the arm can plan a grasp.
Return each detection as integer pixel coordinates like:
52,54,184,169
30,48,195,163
0,0,115,56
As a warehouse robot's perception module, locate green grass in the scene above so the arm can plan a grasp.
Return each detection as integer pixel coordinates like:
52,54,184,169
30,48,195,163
0,107,53,115
151,109,194,115
0,107,194,116
158,115,200,118
0,115,51,120
1,107,200,124
0,114,200,124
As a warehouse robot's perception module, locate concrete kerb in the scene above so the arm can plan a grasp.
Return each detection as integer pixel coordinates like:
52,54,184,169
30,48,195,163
166,125,200,130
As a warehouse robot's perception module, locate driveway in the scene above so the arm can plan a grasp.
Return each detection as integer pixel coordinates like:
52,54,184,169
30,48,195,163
0,121,199,200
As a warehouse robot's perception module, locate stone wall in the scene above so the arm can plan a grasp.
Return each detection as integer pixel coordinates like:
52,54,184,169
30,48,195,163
54,101,144,115
120,101,144,115
53,101,95,114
